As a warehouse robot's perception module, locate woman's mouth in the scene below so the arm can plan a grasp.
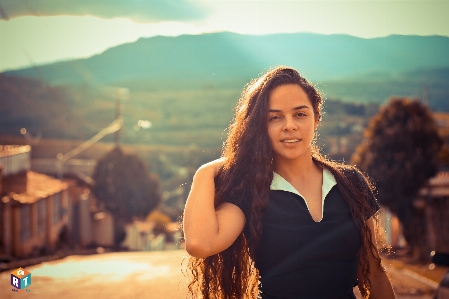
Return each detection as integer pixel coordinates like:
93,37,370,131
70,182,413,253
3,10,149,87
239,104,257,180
281,139,301,143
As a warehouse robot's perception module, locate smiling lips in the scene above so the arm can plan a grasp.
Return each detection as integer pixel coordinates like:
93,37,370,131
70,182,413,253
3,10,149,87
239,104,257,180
281,138,301,143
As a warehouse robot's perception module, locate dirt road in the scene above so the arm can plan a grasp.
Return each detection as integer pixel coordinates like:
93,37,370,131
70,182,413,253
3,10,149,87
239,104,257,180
0,250,439,299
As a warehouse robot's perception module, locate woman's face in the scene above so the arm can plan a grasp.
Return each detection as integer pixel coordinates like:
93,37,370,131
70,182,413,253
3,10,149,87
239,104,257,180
267,84,318,164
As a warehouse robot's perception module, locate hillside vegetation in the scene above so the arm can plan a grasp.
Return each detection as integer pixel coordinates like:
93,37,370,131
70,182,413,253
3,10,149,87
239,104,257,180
1,73,379,151
1,32,448,162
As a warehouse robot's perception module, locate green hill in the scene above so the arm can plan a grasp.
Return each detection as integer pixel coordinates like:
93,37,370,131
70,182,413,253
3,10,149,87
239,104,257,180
4,32,449,85
1,32,448,152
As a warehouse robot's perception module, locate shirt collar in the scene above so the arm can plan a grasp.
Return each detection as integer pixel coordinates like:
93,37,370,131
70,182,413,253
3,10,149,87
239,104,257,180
270,167,337,201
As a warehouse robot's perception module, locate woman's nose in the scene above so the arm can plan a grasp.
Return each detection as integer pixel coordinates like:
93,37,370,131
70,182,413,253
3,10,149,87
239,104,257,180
283,116,298,131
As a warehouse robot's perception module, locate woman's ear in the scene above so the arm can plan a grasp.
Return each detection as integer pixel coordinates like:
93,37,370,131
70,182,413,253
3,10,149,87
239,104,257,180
314,109,321,127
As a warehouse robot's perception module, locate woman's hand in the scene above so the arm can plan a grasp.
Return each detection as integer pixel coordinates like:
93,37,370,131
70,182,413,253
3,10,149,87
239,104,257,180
183,158,245,258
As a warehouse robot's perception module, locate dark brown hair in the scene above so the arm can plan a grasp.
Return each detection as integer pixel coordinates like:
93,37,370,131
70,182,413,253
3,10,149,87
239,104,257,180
184,66,382,298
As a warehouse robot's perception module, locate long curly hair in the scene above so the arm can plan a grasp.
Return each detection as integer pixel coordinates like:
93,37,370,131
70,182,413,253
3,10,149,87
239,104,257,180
184,66,382,299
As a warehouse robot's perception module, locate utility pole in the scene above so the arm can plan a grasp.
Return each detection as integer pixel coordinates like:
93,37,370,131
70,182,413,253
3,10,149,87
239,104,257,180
55,87,128,179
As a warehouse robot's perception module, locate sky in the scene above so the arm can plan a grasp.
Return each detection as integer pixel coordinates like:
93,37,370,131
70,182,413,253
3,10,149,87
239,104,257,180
1,0,448,72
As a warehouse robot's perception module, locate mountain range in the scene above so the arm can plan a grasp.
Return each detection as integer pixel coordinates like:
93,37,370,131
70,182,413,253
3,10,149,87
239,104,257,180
4,32,449,86
1,32,449,148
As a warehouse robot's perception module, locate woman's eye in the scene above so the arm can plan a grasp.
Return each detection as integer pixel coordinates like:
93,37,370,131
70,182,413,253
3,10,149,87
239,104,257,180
296,112,307,117
269,115,279,121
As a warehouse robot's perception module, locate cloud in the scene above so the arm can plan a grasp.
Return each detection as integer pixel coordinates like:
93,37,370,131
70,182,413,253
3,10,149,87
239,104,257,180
0,0,206,22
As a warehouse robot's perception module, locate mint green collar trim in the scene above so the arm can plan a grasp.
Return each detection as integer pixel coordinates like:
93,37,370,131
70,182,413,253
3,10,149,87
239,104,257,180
270,168,337,222
270,168,337,202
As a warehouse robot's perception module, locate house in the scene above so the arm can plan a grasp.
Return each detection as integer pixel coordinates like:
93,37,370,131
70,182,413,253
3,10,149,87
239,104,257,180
378,207,405,249
418,172,449,254
63,176,114,249
0,145,69,258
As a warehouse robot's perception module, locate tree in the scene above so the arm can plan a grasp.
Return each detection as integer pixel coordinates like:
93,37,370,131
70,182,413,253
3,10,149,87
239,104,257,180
351,98,443,260
92,147,161,245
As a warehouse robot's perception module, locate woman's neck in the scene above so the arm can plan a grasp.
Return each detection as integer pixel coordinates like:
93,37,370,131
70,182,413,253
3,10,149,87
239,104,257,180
274,152,320,182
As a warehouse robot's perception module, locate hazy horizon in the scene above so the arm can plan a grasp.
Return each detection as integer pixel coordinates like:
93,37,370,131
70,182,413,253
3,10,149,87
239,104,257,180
1,0,448,72
4,30,448,73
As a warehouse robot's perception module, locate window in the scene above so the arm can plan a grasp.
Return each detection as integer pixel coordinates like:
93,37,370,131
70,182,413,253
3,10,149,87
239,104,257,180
20,205,31,241
37,199,46,233
53,193,62,224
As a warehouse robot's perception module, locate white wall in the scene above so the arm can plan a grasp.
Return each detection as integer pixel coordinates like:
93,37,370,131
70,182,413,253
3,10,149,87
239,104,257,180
0,146,31,175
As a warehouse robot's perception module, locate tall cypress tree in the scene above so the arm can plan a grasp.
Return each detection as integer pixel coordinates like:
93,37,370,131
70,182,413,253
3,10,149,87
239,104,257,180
351,98,443,259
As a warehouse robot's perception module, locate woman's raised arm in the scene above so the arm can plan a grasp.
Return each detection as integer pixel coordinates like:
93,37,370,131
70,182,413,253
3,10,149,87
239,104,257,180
183,159,246,258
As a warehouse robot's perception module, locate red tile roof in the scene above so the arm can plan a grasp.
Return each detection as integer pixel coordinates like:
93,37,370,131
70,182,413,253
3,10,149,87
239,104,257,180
2,171,67,204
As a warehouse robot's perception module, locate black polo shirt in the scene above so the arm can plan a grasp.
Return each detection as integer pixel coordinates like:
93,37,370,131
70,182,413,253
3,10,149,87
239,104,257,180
227,168,379,299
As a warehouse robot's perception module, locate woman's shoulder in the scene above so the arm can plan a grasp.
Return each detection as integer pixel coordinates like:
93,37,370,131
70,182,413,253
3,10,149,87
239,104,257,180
323,160,380,216
342,165,373,189
341,164,369,181
322,159,367,179
321,160,374,191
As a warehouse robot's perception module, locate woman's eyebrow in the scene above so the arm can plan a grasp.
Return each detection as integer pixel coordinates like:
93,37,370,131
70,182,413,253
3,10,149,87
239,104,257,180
293,105,310,110
268,105,310,113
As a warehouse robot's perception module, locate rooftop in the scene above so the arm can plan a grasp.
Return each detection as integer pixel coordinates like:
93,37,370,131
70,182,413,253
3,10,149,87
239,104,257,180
0,145,31,158
2,171,67,204
420,171,449,197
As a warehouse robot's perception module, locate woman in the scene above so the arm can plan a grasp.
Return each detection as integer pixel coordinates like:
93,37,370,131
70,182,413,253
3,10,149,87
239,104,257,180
183,67,395,299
